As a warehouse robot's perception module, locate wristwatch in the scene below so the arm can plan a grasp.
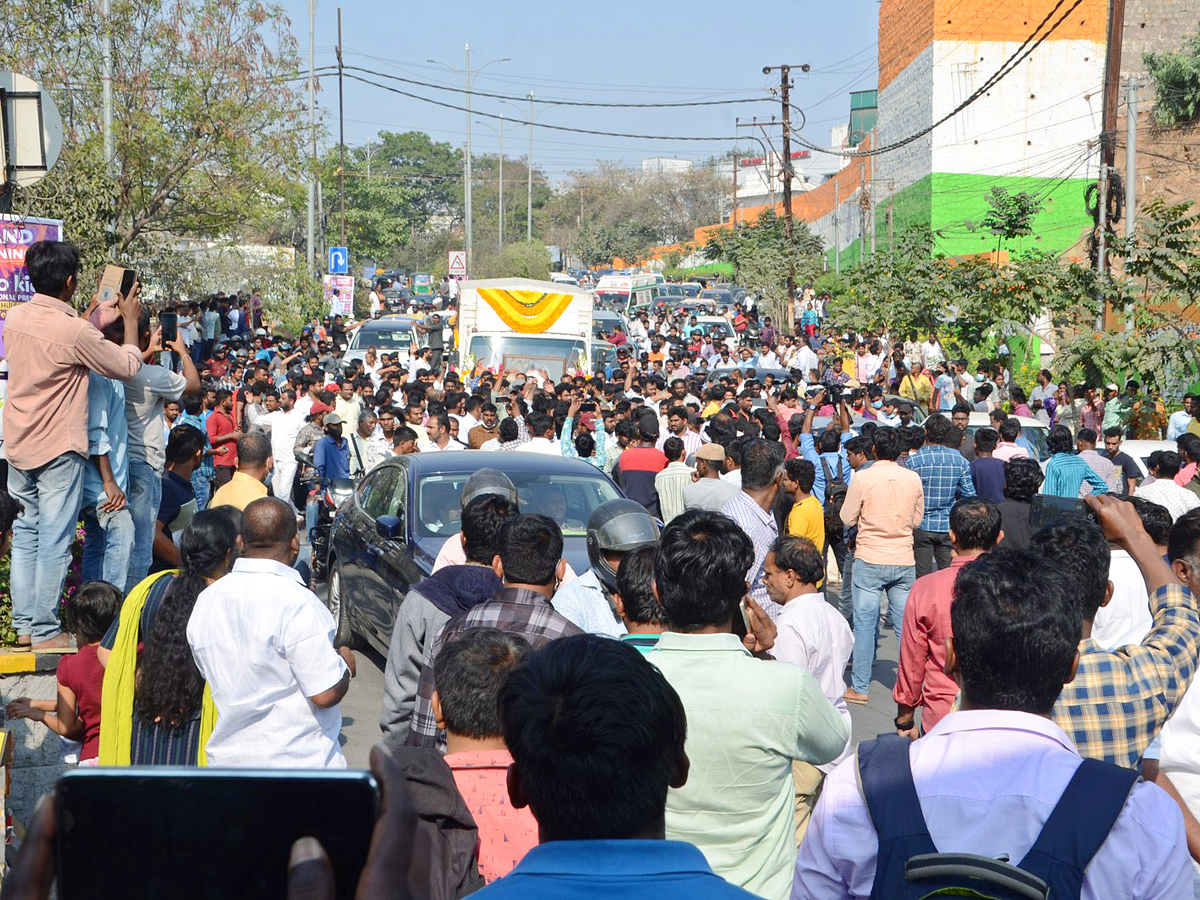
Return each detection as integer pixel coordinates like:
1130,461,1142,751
894,716,916,730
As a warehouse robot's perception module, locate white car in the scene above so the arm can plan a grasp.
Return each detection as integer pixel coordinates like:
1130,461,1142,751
965,412,1051,461
1115,440,1177,481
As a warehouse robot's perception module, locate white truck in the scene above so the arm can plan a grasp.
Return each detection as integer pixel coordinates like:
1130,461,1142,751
456,278,594,381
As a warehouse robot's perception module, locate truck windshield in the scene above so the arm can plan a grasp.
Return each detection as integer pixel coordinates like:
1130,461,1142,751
469,335,587,381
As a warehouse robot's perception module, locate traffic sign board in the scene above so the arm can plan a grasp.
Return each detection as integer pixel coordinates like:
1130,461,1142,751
448,251,467,277
328,246,348,274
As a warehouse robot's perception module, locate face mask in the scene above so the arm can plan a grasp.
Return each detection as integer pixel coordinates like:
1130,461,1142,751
975,374,985,383
872,400,883,409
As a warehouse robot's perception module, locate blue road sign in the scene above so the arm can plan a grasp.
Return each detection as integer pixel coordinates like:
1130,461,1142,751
328,246,348,275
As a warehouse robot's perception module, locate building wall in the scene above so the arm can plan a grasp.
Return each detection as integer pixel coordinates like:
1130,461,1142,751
1121,0,1197,83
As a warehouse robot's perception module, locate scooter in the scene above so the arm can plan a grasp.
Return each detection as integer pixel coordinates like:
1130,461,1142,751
296,449,355,581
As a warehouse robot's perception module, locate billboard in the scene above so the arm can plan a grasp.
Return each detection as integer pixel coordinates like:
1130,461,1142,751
0,215,64,357
322,274,354,317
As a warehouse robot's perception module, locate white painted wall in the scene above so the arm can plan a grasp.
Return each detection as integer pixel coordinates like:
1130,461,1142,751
875,46,935,195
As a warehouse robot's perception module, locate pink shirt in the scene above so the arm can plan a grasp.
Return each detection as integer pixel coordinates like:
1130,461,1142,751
893,555,973,731
432,534,577,585
839,460,924,566
3,293,142,470
1176,462,1197,488
991,442,1029,463
444,749,538,882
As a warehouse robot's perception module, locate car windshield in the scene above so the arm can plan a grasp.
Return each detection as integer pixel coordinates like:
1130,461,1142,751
349,327,412,350
468,335,587,381
967,424,1050,461
595,291,629,308
415,471,621,539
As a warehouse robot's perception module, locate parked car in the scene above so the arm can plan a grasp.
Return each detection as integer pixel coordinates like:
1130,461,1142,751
340,315,417,372
325,451,624,653
966,412,1050,461
1114,439,1176,482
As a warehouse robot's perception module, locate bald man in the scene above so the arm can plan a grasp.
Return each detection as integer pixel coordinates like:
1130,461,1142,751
187,497,351,767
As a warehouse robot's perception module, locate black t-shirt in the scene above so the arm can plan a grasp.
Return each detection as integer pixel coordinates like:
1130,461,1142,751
154,470,197,572
1104,450,1140,493
997,499,1035,551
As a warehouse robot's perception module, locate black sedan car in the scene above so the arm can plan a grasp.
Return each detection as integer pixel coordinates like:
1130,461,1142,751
324,450,624,654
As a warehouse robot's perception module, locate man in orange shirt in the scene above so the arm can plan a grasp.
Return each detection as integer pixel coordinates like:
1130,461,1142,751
434,628,539,883
893,498,1002,736
839,426,924,703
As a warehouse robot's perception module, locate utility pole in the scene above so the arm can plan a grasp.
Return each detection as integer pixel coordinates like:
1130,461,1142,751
498,113,504,252
101,0,114,177
858,162,868,261
833,181,840,275
888,180,895,254
763,63,809,332
336,7,345,247
527,91,534,242
306,0,315,271
1125,78,1137,241
465,44,473,273
1097,163,1108,275
1096,0,1127,284
732,148,739,228
365,140,371,179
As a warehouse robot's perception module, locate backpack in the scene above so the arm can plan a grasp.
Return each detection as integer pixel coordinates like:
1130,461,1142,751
856,734,1138,900
820,457,849,539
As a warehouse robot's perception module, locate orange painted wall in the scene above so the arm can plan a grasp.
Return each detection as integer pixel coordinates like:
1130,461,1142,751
879,0,1108,92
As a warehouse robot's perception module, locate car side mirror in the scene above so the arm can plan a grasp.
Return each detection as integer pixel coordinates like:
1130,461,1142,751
376,514,403,541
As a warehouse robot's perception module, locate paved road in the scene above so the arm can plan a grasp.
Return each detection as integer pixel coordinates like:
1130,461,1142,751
333,581,903,768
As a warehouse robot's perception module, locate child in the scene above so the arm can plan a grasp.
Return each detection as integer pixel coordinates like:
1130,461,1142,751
611,545,666,654
7,581,122,766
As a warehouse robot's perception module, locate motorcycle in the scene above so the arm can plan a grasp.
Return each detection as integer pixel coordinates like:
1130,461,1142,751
296,449,355,581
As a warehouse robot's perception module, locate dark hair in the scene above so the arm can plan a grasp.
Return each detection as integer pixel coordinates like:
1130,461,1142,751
528,413,554,438
1102,426,1123,440
462,495,519,565
655,510,753,630
1129,497,1172,547
740,438,785,490
1003,458,1044,502
498,636,686,840
662,436,685,462
1158,450,1183,479
999,418,1020,442
1031,517,1111,622
615,545,663,625
137,507,242,728
771,535,824,585
902,424,925,452
974,426,999,454
434,628,531,739
499,514,563,586
1047,425,1075,455
1169,508,1200,564
817,428,841,454
574,431,596,458
844,435,871,458
393,425,418,445
950,498,1002,550
784,457,816,493
952,401,973,416
0,489,24,535
63,581,122,643
24,240,80,296
951,548,1080,714
165,424,206,465
1077,427,1097,446
872,426,902,461
1179,433,1200,464
498,418,520,443
923,413,952,445
236,431,272,468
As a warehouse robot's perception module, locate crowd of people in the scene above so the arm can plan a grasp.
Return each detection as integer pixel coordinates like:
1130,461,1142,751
6,240,1200,898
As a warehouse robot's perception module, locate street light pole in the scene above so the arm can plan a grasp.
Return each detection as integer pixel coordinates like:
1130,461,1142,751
498,113,504,252
527,91,533,242
305,0,315,271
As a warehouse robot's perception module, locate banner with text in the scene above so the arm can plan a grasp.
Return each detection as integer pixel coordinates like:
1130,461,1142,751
323,274,355,318
0,215,65,357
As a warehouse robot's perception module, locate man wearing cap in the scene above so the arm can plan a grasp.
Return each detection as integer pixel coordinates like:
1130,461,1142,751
312,413,350,483
683,443,739,513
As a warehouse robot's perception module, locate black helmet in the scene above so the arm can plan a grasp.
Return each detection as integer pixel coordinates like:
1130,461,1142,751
586,498,660,592
461,468,518,508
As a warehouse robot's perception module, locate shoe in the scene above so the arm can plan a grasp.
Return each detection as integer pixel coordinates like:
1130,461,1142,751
843,688,870,705
9,635,32,653
31,633,76,654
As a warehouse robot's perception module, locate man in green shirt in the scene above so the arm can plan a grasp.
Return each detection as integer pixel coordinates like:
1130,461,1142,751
648,509,848,900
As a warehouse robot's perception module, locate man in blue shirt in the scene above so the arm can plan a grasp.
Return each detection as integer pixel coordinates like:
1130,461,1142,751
313,413,351,481
472,634,755,900
797,390,852,505
81,370,135,587
905,413,977,578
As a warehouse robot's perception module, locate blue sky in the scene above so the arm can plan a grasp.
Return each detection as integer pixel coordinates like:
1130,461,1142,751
280,0,880,179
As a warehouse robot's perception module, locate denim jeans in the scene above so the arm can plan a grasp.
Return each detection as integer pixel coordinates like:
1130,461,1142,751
191,471,211,512
125,458,162,594
7,454,86,641
80,503,136,587
850,560,916,694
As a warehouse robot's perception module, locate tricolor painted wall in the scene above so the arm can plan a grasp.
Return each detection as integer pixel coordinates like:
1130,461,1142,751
872,0,1107,258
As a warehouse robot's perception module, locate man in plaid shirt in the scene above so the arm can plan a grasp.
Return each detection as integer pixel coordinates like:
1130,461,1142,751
903,413,976,578
1037,495,1199,769
407,513,583,749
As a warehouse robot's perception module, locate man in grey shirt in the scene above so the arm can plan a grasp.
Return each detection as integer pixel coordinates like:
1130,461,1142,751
683,443,738,512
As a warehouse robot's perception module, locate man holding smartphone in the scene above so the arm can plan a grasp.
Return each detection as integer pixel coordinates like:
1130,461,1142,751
4,242,143,651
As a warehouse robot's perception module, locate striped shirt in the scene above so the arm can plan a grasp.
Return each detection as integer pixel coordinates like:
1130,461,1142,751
721,490,782,620
1052,583,1200,769
1042,452,1111,499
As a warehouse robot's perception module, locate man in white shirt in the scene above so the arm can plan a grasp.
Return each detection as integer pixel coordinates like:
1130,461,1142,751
419,413,466,452
258,388,306,515
793,543,1190,899
1168,395,1196,440
518,413,563,456
188,497,350,768
795,340,820,381
763,536,853,842
368,284,383,318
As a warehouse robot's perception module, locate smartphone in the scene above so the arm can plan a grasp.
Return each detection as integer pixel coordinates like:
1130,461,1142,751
159,311,178,344
739,597,753,633
1030,494,1098,530
57,767,379,900
97,265,137,304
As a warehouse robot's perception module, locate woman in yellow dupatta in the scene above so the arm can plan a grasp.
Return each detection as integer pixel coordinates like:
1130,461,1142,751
98,508,239,765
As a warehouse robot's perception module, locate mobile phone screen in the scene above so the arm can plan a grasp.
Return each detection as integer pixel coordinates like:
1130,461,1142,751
57,767,378,900
159,311,178,344
120,268,137,296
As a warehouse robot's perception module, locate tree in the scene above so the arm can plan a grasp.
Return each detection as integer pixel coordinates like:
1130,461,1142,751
2,0,308,264
974,187,1043,256
474,241,551,280
1145,25,1200,127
